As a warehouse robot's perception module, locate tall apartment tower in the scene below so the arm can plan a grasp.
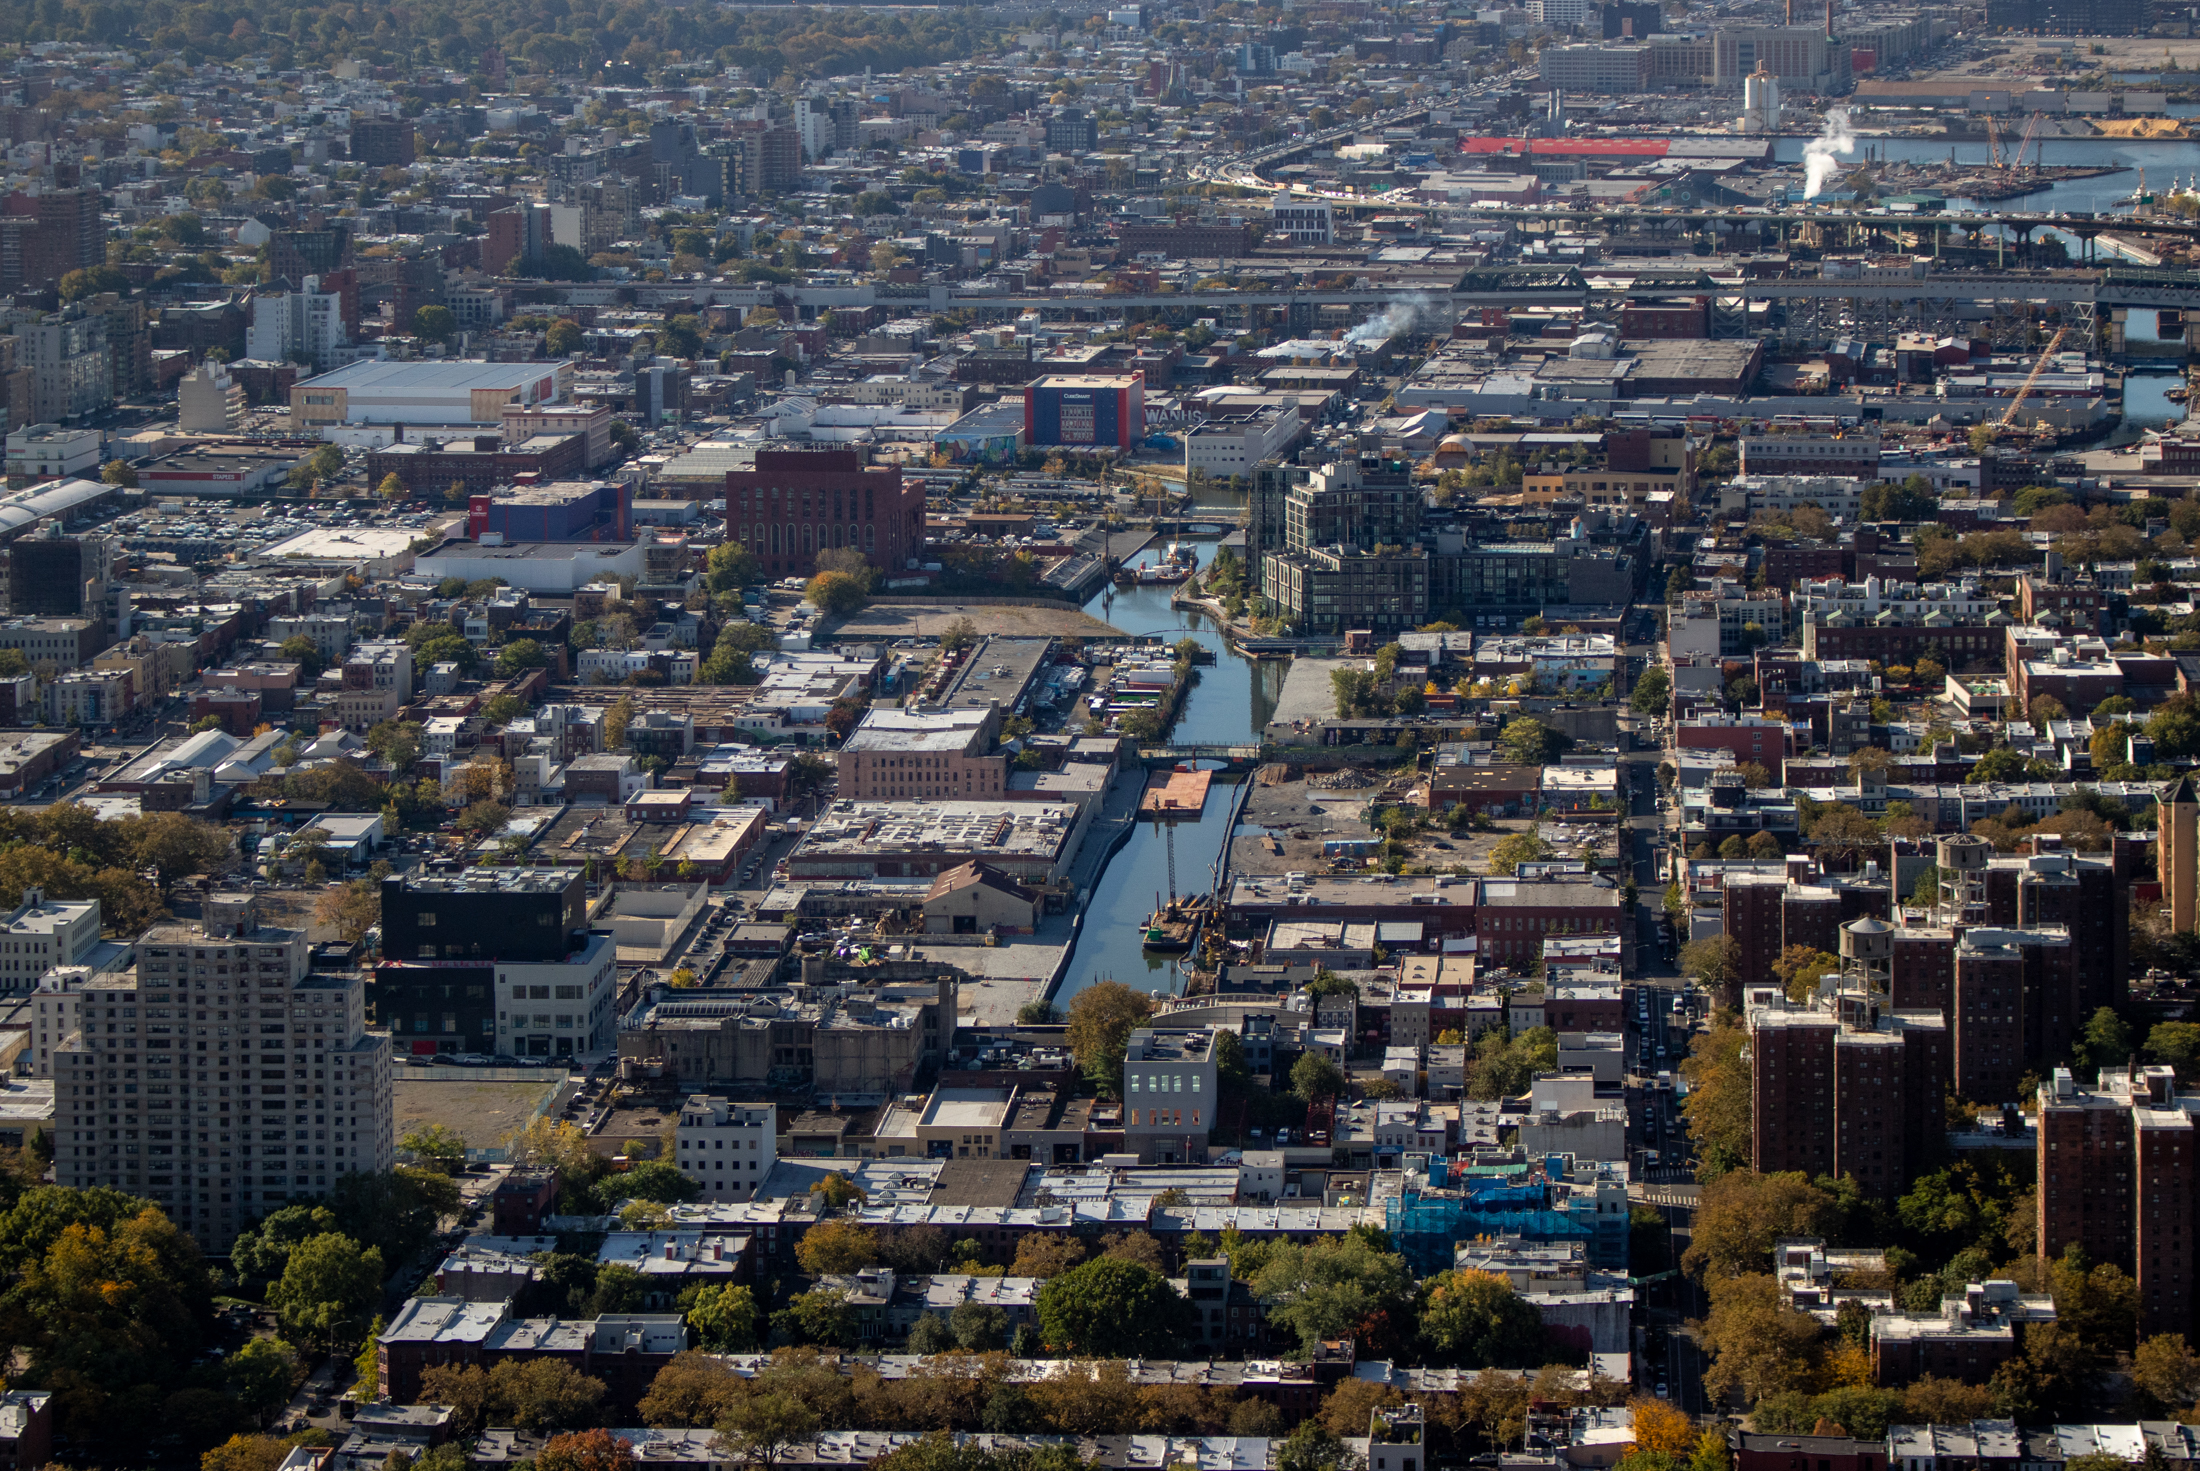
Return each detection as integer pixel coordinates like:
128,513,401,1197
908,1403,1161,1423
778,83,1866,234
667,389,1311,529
1745,918,1947,1201
2036,1065,2200,1340
2161,777,2195,933
52,896,393,1250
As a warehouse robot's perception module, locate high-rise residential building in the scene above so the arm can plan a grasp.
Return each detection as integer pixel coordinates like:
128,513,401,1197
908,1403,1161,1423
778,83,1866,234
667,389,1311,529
1743,917,1947,1202
349,119,416,167
1258,453,1430,635
5,306,113,424
0,189,103,295
247,275,353,372
674,1097,776,1202
6,527,113,623
2035,1065,2200,1339
375,870,615,1059
1883,835,2134,1106
0,887,100,997
52,896,393,1249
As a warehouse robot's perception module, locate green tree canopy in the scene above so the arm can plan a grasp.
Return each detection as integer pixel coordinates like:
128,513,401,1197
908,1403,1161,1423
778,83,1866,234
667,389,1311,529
1035,1257,1195,1357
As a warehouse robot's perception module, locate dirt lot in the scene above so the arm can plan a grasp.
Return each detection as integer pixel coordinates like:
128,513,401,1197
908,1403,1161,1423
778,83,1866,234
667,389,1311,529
827,601,1126,640
1230,771,1530,877
392,1076,561,1151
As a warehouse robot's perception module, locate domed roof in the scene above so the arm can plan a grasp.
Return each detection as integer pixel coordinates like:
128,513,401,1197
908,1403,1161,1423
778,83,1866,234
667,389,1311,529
1845,916,1893,935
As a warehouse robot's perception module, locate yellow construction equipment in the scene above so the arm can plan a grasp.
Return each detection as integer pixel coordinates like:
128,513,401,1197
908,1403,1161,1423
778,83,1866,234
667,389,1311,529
1995,327,2068,436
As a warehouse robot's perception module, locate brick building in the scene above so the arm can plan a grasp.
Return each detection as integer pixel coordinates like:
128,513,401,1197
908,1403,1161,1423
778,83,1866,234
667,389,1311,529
722,446,922,581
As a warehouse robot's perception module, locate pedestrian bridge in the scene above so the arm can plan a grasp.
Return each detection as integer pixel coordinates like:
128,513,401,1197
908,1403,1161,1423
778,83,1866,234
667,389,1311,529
1137,745,1266,768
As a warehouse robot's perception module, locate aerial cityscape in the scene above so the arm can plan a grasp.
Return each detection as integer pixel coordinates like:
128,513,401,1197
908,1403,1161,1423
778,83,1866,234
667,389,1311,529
11,3,2200,1471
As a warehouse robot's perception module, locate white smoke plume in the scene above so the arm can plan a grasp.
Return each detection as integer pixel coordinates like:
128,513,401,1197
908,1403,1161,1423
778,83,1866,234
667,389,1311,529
1802,108,1856,200
1344,291,1437,347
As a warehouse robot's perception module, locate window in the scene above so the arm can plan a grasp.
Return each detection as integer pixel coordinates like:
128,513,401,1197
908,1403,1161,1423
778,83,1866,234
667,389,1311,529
416,914,437,927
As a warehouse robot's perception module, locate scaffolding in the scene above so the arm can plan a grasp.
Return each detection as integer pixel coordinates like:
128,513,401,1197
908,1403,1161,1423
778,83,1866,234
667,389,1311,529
1383,1156,1629,1274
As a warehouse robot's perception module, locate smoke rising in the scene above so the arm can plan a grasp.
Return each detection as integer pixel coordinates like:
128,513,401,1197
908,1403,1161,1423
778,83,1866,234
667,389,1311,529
1344,291,1437,347
1803,108,1856,200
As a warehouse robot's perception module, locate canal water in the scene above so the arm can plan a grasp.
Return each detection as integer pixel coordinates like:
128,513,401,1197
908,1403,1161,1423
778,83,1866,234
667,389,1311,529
1051,544,1291,1004
1770,133,2200,213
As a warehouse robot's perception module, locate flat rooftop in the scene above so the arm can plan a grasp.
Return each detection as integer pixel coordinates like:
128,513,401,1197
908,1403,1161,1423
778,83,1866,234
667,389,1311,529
920,1087,1014,1131
300,360,572,391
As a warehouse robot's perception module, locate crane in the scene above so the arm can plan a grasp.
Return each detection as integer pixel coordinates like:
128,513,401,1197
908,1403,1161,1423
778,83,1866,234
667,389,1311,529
1995,326,2068,436
1987,113,2004,170
2017,109,2046,172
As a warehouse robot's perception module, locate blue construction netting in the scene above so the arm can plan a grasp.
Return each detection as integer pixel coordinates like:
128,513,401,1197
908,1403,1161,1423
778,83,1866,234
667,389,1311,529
1385,1161,1630,1274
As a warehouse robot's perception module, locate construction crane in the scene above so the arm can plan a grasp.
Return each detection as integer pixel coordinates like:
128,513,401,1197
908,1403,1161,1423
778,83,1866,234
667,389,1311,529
1994,326,2068,436
2017,109,2046,172
1987,113,2004,170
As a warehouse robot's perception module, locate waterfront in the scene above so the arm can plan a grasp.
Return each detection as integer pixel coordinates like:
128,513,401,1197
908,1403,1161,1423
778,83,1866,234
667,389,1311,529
1050,544,1289,1004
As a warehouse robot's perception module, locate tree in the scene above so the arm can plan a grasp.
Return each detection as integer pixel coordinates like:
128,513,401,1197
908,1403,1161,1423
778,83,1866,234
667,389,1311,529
1276,1422,1363,1471
1035,1257,1195,1357
949,1299,1009,1351
399,1124,467,1172
1683,1172,1838,1280
539,1430,636,1471
1290,1051,1347,1102
377,472,407,500
1499,716,1563,765
773,1289,857,1348
1011,1234,1088,1279
2147,1022,2200,1081
809,1173,868,1214
2132,1333,2200,1415
547,319,586,356
1466,1027,1558,1101
1065,981,1154,1096
1417,1269,1551,1367
1631,666,1671,715
639,1351,747,1427
905,1313,955,1353
1251,1233,1412,1354
2074,1006,2134,1074
225,1335,303,1417
1679,935,1742,998
1697,1273,1824,1405
411,304,456,343
497,639,550,678
268,1232,384,1352
1,1196,218,1442
796,1219,877,1276
1770,946,1841,1004
805,571,868,617
1629,1398,1697,1456
716,1389,820,1471
101,459,139,488
1485,832,1551,877
707,542,762,592
329,1167,462,1266
1900,1375,1997,1426
232,1196,343,1275
455,800,511,837
940,617,980,654
202,1436,297,1471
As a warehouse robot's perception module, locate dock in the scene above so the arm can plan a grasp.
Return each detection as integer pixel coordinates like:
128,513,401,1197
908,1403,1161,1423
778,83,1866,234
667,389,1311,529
1140,768,1213,820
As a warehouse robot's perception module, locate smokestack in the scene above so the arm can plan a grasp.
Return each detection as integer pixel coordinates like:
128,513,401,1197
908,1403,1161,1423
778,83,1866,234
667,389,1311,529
1826,0,1834,37
1786,0,1793,23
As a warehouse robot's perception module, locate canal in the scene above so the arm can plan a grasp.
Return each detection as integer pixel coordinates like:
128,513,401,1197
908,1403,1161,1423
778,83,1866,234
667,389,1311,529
1051,543,1291,1004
